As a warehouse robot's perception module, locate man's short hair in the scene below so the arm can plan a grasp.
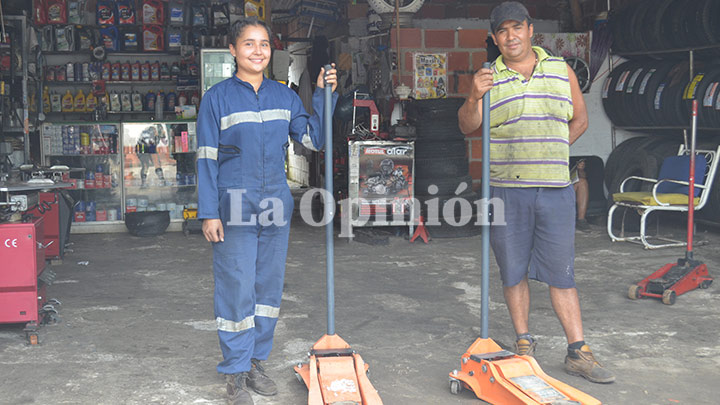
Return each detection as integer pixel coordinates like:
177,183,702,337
490,1,532,33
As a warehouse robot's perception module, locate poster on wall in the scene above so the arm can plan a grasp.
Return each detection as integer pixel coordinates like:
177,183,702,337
413,53,447,100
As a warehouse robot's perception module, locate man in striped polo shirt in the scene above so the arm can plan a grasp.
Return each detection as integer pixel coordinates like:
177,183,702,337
458,1,614,384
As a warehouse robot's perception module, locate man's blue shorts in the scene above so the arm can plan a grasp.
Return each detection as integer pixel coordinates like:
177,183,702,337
490,186,576,288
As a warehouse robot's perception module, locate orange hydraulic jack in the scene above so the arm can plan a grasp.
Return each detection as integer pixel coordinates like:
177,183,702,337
294,66,383,405
449,338,600,404
294,334,381,405
448,63,601,405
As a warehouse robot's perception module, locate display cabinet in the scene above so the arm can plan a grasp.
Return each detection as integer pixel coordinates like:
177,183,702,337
41,122,123,223
200,48,235,96
121,121,197,220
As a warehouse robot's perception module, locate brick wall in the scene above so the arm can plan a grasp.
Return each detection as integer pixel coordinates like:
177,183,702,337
391,27,488,189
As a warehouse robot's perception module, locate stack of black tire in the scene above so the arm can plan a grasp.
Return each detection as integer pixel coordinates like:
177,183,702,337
610,0,720,55
407,98,480,238
604,136,720,225
602,60,720,128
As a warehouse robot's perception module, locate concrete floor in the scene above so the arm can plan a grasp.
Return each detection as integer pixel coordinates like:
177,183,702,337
1,206,719,404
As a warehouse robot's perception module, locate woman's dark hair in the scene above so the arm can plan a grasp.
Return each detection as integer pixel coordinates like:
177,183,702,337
229,17,273,46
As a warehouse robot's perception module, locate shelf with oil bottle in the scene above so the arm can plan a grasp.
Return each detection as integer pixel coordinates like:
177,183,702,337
43,86,199,115
43,60,198,84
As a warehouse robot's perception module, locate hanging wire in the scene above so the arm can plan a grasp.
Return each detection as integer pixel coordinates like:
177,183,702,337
589,15,613,83
0,0,7,43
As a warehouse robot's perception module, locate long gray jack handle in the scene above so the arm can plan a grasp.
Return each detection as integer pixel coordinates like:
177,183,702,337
481,62,491,339
323,64,336,335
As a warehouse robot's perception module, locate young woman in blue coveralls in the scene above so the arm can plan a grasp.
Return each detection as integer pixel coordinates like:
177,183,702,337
196,18,338,405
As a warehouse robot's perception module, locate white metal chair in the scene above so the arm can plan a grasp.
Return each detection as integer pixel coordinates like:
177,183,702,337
607,144,720,249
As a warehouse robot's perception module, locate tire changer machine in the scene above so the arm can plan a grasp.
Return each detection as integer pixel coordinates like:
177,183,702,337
1,143,68,344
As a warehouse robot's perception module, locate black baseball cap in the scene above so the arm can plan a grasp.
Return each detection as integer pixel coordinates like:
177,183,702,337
490,1,531,33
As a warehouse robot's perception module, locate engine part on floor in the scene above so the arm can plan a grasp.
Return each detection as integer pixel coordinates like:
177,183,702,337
627,101,713,304
449,63,600,405
124,211,170,237
294,66,383,405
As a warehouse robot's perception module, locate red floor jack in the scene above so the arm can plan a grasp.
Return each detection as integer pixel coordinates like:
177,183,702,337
448,63,600,405
628,100,713,305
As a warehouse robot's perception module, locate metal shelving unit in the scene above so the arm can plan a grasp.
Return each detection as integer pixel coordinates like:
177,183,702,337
1,15,38,164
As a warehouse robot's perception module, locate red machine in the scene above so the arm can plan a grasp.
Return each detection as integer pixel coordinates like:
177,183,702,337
0,217,52,344
352,91,381,138
27,192,60,260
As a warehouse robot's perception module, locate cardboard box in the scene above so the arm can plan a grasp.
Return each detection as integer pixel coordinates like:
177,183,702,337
181,131,189,152
347,2,369,19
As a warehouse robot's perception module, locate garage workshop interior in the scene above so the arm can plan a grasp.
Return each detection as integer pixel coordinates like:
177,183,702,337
1,0,719,404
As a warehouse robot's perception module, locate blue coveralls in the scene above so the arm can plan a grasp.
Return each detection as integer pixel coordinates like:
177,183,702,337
196,75,338,374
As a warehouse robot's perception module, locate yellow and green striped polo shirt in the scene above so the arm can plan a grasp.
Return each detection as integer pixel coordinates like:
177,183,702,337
489,46,574,187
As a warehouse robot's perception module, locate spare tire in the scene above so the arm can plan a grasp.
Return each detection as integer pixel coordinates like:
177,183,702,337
608,149,658,196
604,136,649,190
367,0,425,15
125,211,171,237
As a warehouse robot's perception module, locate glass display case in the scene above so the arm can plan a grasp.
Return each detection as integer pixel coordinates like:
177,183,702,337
41,123,123,223
200,49,235,96
121,121,197,220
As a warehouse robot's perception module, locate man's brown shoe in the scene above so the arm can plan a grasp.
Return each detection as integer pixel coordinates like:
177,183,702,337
514,338,537,357
564,345,615,384
247,359,278,396
226,372,254,405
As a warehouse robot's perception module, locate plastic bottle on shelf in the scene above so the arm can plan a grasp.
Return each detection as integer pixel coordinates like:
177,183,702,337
66,62,74,82
101,91,110,109
121,61,131,81
111,62,121,81
132,91,144,111
56,65,66,82
74,62,82,82
74,89,86,112
51,91,62,112
82,62,90,82
85,91,98,112
43,86,51,113
151,61,160,81
190,91,199,108
110,91,122,112
156,90,164,120
178,91,187,106
160,62,170,81
121,92,133,112
62,90,74,112
167,27,182,50
145,90,156,112
170,62,180,81
131,61,141,81
141,61,150,81
166,90,177,111
101,62,111,81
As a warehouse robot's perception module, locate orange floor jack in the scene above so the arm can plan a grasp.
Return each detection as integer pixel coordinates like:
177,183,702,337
294,66,383,405
628,101,713,305
449,65,601,405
